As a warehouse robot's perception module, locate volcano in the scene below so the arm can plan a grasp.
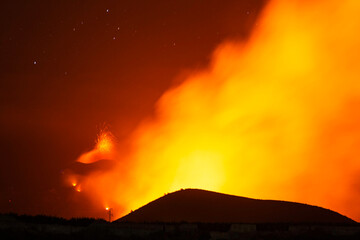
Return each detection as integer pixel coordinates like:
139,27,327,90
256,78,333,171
117,189,355,224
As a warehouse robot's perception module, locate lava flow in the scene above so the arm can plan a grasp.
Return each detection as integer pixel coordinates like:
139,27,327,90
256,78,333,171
69,0,360,221
77,130,115,164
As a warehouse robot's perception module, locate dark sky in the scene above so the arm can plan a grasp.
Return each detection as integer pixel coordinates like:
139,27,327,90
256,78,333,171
0,0,266,219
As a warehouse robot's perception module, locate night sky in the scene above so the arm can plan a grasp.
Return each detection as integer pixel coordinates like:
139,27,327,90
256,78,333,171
0,0,266,218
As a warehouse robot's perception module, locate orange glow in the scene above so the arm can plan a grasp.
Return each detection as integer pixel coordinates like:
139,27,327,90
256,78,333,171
72,0,360,221
72,183,77,187
75,186,81,192
105,207,109,211
96,131,113,153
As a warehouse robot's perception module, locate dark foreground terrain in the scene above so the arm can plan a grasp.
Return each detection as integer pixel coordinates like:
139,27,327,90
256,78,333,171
1,214,360,240
1,189,359,239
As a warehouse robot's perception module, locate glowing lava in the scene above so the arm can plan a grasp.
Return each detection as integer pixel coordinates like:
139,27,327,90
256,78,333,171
77,130,115,164
96,131,113,153
71,0,360,221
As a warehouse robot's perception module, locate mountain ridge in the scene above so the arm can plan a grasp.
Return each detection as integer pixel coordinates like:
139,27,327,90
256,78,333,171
117,189,356,224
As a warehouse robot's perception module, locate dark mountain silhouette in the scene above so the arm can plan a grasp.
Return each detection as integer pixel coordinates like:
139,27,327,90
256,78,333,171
117,189,356,224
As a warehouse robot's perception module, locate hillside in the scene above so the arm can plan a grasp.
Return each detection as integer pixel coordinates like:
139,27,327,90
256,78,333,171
118,189,355,224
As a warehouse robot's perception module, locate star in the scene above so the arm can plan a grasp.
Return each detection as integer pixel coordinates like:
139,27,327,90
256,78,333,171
106,9,109,13
33,61,37,65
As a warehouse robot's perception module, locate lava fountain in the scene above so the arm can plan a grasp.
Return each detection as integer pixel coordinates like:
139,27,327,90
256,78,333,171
69,0,360,221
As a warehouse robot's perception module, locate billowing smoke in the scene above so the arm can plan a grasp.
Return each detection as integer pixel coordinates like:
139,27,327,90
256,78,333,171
68,0,360,221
